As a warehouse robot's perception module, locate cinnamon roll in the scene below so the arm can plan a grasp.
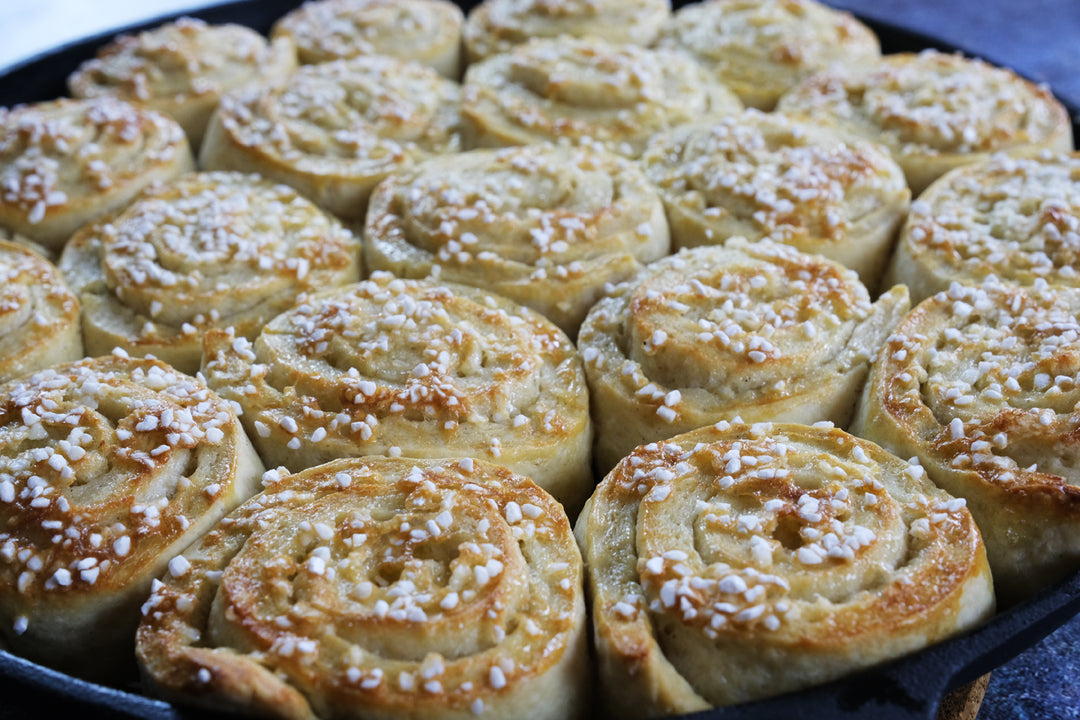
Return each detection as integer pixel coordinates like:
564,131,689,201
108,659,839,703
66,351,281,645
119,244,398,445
461,36,742,158
136,456,588,720
852,280,1080,602
577,421,993,716
201,275,593,512
0,355,263,680
886,152,1080,304
364,143,670,336
654,0,880,111
639,110,909,287
68,18,298,149
463,0,670,64
58,172,361,375
200,55,463,222
578,241,909,472
776,50,1073,195
0,98,194,252
0,241,81,384
271,0,465,78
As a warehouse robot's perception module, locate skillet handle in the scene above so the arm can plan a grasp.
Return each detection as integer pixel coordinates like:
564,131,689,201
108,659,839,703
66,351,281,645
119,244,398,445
684,570,1080,720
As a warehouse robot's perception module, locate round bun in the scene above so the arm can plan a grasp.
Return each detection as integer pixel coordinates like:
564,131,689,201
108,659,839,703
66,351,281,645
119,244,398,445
640,110,909,287
0,98,194,251
58,171,361,374
777,50,1073,194
200,274,594,513
578,241,909,472
853,280,1080,603
886,152,1080,304
200,55,462,222
655,0,880,110
0,241,81,383
577,421,993,716
137,456,588,720
463,0,670,63
0,355,263,680
68,18,297,149
271,0,464,78
364,143,670,336
462,36,742,157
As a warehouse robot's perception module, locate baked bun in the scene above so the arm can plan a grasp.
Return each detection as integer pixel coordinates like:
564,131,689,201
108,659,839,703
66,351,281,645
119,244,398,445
0,98,194,252
578,241,909,472
577,421,993,716
0,241,81,384
364,143,670,336
68,18,298,149
461,36,742,157
463,0,670,63
852,280,1080,603
639,110,909,287
271,0,464,78
200,56,463,222
58,171,361,374
137,456,588,720
776,50,1073,195
886,152,1080,304
201,274,594,513
655,0,879,110
0,355,263,680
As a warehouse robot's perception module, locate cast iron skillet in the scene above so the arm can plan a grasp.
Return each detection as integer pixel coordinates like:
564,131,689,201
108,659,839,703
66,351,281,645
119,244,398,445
1,2,1078,718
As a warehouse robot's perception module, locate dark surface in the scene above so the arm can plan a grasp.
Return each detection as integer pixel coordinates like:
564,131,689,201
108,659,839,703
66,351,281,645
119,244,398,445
1,1,1079,719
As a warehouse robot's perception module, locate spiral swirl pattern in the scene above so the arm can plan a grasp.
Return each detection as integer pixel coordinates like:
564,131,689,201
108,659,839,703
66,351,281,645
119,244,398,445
271,0,464,78
461,36,742,158
0,241,81,383
58,171,361,375
0,355,263,679
137,456,587,720
853,280,1080,601
364,143,669,335
655,0,879,111
201,275,593,512
578,421,993,716
463,0,670,63
0,98,194,250
201,55,463,221
578,241,908,470
68,18,298,148
887,153,1080,303
777,50,1073,194
640,111,909,286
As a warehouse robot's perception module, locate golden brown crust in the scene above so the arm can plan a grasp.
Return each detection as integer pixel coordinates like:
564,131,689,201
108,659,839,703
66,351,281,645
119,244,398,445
461,36,742,157
136,456,588,720
464,0,670,64
852,281,1080,603
67,18,298,149
200,56,463,222
655,0,880,111
640,111,910,287
0,355,263,680
272,0,464,78
200,275,594,513
0,98,194,251
577,421,994,716
578,241,909,472
776,51,1074,195
0,241,81,384
886,153,1080,304
363,143,670,336
58,172,361,375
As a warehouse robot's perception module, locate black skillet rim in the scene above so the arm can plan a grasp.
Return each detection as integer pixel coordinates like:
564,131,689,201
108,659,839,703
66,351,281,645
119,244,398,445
0,2,1078,718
